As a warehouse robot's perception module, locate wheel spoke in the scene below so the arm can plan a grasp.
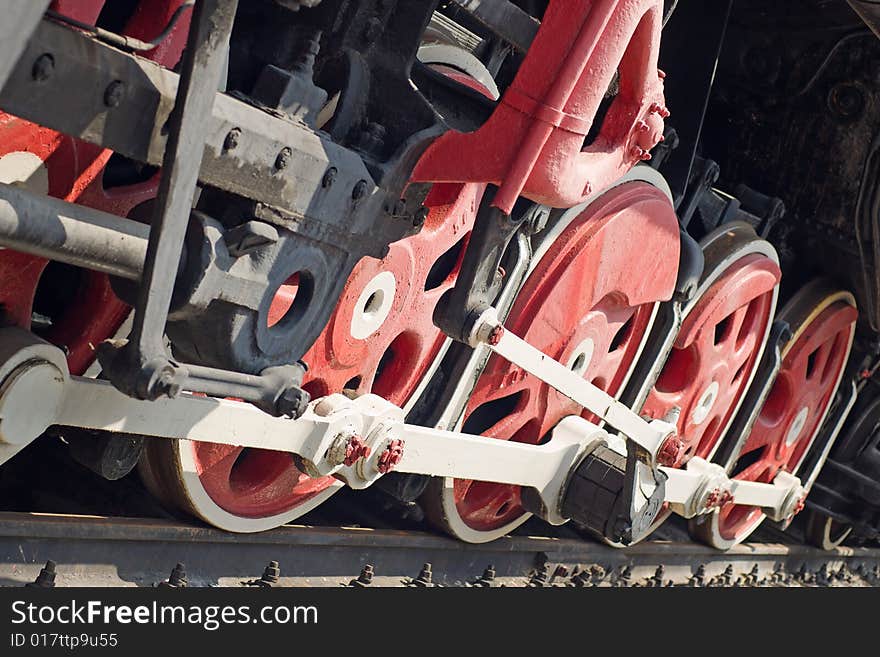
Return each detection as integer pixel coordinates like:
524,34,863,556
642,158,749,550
701,285,857,549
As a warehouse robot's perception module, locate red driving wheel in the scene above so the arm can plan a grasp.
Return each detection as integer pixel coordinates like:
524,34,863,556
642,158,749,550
691,281,857,548
139,57,497,532
634,224,781,541
426,179,680,543
140,183,484,530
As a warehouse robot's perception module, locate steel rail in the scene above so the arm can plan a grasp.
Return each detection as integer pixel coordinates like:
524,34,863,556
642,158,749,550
0,513,877,587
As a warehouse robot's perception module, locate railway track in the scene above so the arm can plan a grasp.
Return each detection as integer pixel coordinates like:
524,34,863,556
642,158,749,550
1,1,880,592
1,512,878,587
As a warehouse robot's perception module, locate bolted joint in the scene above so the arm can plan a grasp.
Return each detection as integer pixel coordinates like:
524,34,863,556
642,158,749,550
377,439,405,474
487,325,505,346
349,564,374,587
27,560,57,588
31,54,54,82
703,487,733,511
343,436,371,467
158,563,188,589
223,128,242,152
656,435,684,467
326,432,370,467
274,147,293,170
766,471,806,522
104,80,126,108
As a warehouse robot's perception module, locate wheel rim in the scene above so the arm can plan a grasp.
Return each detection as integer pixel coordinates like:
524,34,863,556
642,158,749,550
147,183,483,528
805,511,853,550
642,253,781,465
706,284,857,546
141,58,494,531
433,181,681,542
626,224,781,544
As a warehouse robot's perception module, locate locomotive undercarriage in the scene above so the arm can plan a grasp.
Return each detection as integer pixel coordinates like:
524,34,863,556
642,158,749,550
0,0,876,551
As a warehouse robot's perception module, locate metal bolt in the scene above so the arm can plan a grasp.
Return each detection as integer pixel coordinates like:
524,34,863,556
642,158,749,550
549,565,569,584
720,565,734,586
26,560,57,588
471,565,496,587
570,569,591,587
647,565,667,587
613,565,632,587
349,564,374,587
158,563,188,588
737,564,759,587
689,564,706,587
223,127,241,152
327,434,370,467
770,563,785,585
244,560,281,587
815,563,832,587
274,147,292,170
412,206,429,228
321,166,337,188
157,369,181,398
263,560,281,585
527,563,549,587
656,435,684,467
377,439,405,474
488,325,505,346
32,54,54,82
351,179,369,200
344,436,370,467
408,563,434,587
104,80,126,107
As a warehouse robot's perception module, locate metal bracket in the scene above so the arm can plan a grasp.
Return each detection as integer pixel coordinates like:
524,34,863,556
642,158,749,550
0,0,51,91
98,0,239,401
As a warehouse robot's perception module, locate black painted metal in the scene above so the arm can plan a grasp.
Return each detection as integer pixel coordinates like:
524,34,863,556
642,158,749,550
657,0,732,209
98,0,241,401
449,0,540,53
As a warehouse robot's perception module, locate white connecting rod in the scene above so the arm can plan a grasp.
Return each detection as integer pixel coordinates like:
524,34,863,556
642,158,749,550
473,311,676,461
0,328,805,524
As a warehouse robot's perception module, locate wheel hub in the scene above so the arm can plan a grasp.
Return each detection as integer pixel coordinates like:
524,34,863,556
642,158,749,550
692,381,720,426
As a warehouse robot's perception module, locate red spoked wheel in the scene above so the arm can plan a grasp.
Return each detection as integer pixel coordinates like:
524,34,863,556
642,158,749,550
635,223,781,541
139,183,484,530
0,1,191,377
691,281,857,549
424,178,681,543
138,51,498,532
